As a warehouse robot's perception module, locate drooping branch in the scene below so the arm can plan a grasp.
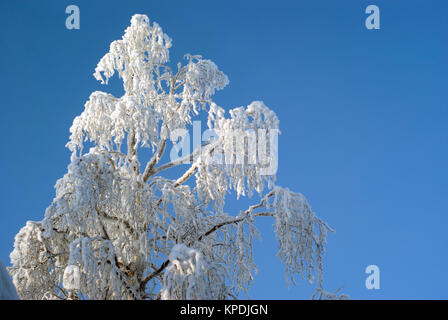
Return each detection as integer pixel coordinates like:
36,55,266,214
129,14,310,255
140,192,276,293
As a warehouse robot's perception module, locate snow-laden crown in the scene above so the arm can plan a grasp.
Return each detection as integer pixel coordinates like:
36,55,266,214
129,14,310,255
9,14,344,300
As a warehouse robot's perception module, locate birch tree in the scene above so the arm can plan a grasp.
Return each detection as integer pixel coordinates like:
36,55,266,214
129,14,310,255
9,14,345,300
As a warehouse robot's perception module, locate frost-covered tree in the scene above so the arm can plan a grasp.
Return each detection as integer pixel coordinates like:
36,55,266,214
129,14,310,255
9,14,345,300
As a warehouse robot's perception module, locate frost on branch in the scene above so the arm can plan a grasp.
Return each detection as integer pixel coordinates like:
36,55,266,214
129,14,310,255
181,55,229,109
67,92,160,155
311,287,350,300
161,244,227,300
195,101,279,210
268,187,332,287
93,14,171,87
9,14,343,300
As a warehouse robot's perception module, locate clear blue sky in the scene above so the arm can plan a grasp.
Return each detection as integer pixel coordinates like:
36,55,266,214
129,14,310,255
0,0,447,299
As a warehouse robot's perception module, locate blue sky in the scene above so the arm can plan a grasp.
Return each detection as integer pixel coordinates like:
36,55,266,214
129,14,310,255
0,0,447,299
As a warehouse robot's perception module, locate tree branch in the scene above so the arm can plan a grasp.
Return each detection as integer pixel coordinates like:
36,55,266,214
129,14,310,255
173,139,222,187
139,191,276,294
193,190,276,243
196,211,274,243
174,162,198,187
143,138,167,182
140,260,170,292
150,140,212,176
127,132,137,159
146,135,222,184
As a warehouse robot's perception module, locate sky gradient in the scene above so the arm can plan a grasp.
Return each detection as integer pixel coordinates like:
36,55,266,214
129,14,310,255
0,0,447,299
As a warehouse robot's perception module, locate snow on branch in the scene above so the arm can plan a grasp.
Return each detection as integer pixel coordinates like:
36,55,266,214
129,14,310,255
267,187,334,286
161,244,228,300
